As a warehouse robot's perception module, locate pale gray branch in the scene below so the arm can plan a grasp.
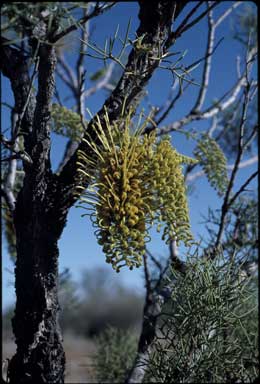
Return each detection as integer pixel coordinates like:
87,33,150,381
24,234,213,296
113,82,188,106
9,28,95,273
84,62,115,98
186,155,258,182
214,2,243,28
57,55,78,90
192,4,214,112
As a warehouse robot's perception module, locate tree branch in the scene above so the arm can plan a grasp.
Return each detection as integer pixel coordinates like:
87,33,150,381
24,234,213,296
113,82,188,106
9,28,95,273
0,37,36,158
126,241,186,383
173,1,219,38
56,0,189,211
215,62,254,249
186,155,258,183
227,170,258,209
84,62,115,99
191,3,214,112
50,2,116,44
157,46,256,136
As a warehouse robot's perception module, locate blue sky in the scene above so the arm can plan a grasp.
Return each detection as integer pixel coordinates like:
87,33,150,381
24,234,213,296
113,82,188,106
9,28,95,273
2,2,257,310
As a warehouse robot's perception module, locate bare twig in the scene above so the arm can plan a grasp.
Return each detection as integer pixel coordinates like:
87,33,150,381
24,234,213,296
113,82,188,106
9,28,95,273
56,65,76,93
173,1,204,38
186,155,258,183
214,2,243,28
157,46,256,136
192,4,214,112
227,170,258,209
174,1,219,37
51,2,116,43
146,248,163,272
56,140,79,175
84,62,115,98
143,253,152,294
215,70,253,248
57,55,78,91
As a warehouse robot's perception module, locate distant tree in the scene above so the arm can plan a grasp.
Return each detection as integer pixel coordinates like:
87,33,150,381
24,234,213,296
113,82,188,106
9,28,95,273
1,2,257,383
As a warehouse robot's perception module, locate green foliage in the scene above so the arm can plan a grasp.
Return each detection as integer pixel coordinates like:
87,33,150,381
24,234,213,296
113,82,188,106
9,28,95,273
194,133,228,196
51,103,84,141
76,109,197,272
1,2,65,37
147,253,258,383
94,326,138,383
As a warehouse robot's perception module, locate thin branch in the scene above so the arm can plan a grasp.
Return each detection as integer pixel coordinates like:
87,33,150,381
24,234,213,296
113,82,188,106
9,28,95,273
215,73,253,249
157,50,256,136
57,55,78,90
186,155,258,183
192,4,214,112
146,248,163,272
143,253,152,294
56,140,79,175
76,8,89,77
155,81,191,127
51,2,116,43
174,1,219,37
214,2,243,28
84,62,115,98
207,115,218,137
227,170,258,209
173,1,204,38
56,65,76,93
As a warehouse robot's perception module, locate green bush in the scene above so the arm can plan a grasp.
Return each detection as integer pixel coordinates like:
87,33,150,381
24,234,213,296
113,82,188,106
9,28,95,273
147,254,258,383
93,326,138,383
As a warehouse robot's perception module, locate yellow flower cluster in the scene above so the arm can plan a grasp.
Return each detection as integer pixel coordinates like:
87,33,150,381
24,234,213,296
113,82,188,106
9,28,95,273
76,109,196,272
149,137,195,246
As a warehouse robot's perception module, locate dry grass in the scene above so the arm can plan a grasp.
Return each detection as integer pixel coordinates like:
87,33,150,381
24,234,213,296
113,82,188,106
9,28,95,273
2,332,98,383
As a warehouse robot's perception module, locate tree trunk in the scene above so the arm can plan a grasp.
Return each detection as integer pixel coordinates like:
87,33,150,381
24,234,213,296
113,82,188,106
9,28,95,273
8,177,65,384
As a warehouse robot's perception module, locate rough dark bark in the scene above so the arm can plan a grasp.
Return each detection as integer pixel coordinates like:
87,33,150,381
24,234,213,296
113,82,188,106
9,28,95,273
8,194,65,383
1,40,66,383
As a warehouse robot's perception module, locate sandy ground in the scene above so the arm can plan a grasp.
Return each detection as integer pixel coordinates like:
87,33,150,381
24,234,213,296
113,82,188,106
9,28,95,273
2,333,98,383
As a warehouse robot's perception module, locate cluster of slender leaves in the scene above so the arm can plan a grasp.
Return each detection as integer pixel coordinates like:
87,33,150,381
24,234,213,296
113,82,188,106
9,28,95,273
146,251,258,383
194,133,229,196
